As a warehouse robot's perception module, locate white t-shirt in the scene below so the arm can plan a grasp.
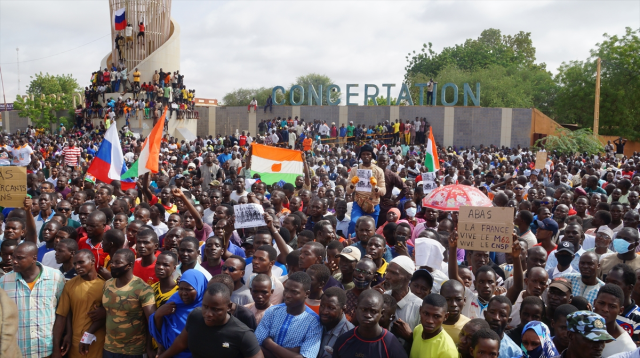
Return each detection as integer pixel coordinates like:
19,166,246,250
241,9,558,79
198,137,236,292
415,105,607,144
602,330,637,356
151,222,169,237
125,25,133,37
0,146,11,166
11,145,33,166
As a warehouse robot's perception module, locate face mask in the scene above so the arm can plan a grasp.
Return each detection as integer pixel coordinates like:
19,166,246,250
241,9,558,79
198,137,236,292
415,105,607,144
613,239,632,254
353,276,372,290
556,254,573,267
110,265,129,278
406,207,417,217
525,345,543,358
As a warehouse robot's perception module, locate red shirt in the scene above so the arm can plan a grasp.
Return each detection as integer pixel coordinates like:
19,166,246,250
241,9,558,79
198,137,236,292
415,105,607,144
78,237,108,269
533,243,557,257
133,258,158,285
239,135,247,146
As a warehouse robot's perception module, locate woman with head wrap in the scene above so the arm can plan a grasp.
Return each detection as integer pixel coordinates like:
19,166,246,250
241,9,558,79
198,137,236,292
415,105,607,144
517,321,559,358
150,270,209,357
375,208,401,236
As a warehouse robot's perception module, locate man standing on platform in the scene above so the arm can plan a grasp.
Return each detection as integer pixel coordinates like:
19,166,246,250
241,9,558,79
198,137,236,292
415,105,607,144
376,153,408,228
346,145,386,236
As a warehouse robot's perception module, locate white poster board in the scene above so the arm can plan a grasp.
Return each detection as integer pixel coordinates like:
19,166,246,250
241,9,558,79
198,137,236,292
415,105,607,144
356,169,373,192
421,172,437,194
233,204,266,229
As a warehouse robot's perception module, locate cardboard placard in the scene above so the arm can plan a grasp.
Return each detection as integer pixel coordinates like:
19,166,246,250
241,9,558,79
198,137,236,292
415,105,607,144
0,166,27,208
535,152,547,170
458,206,514,253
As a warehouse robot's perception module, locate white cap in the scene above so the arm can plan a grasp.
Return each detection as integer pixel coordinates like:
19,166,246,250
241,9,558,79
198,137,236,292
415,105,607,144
390,256,415,275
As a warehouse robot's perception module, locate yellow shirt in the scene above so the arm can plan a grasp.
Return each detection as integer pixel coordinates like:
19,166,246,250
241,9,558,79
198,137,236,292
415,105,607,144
133,71,141,82
56,275,107,358
393,123,400,133
152,281,178,308
410,326,459,358
442,314,470,345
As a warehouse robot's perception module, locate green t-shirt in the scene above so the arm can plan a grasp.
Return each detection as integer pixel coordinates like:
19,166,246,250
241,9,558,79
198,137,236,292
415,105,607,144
102,276,155,355
410,326,458,358
347,125,355,136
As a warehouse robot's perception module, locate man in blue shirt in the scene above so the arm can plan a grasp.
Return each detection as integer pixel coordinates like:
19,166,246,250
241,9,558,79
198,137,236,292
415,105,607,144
484,296,523,358
255,272,322,357
217,148,232,165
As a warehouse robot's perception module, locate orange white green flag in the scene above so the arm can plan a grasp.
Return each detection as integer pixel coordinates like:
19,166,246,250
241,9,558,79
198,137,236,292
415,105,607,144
425,126,440,172
249,143,304,184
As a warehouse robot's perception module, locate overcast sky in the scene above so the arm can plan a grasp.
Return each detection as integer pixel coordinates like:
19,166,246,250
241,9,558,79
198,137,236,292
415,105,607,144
0,0,638,103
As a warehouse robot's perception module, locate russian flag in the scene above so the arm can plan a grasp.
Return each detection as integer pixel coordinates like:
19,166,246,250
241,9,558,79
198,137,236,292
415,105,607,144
87,125,127,186
114,8,126,31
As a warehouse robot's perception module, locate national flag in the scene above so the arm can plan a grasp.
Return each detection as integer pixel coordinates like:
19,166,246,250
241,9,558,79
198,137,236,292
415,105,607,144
114,8,127,31
249,143,303,185
425,126,440,172
122,107,167,180
87,124,127,185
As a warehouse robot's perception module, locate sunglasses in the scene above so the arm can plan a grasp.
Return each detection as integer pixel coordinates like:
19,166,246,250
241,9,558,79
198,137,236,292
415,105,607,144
222,266,239,273
514,187,524,191
541,201,551,205
57,207,72,212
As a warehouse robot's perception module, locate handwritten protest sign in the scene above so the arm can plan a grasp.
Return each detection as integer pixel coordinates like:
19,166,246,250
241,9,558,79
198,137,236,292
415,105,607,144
234,203,266,229
0,167,27,208
356,169,372,192
422,172,437,194
535,151,547,170
458,206,514,253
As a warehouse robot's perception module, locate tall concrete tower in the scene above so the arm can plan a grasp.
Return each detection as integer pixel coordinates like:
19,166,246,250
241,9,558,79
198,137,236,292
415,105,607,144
101,0,180,84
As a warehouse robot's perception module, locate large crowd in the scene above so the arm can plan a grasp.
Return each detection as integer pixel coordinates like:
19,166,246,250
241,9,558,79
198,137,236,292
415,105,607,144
0,117,639,358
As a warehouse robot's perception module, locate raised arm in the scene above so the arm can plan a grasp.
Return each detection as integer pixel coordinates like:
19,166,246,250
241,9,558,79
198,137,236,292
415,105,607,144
506,235,524,304
263,212,290,265
24,197,38,245
172,188,203,230
140,173,154,202
448,230,463,285
302,152,311,187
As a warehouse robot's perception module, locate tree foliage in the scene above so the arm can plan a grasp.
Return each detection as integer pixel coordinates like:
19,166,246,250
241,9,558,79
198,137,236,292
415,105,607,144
535,128,604,156
13,72,80,129
221,73,339,107
222,87,272,107
554,27,640,139
290,73,340,105
367,96,397,106
404,29,556,112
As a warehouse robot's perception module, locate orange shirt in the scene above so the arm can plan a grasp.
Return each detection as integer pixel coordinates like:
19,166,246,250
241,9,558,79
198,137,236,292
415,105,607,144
303,138,313,151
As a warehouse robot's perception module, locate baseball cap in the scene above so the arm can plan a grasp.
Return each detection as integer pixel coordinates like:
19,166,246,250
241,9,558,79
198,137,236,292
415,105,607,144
411,269,434,288
175,174,184,179
209,180,221,186
556,241,576,255
549,277,572,293
242,237,254,247
537,218,559,236
187,163,196,169
170,156,178,161
338,247,361,262
566,311,615,341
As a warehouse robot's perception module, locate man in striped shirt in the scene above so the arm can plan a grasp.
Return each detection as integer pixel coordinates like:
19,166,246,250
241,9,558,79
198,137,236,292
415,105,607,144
61,139,82,169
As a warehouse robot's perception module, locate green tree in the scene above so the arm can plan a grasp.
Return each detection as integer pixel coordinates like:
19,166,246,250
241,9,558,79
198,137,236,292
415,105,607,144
367,96,397,105
403,29,555,112
554,27,640,139
535,128,604,156
222,87,272,106
290,73,340,105
404,29,539,82
13,72,80,129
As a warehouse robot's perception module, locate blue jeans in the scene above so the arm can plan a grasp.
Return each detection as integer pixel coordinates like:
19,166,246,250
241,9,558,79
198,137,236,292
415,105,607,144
348,201,380,237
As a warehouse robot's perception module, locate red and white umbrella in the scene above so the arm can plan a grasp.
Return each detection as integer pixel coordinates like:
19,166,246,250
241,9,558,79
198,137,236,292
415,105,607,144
422,184,492,211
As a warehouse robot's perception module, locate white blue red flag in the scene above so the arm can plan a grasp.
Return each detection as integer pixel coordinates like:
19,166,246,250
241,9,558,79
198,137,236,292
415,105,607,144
114,8,126,31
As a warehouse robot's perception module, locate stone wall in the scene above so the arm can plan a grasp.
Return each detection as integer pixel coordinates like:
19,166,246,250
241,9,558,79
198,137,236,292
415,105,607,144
197,105,534,148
